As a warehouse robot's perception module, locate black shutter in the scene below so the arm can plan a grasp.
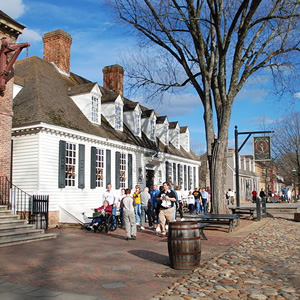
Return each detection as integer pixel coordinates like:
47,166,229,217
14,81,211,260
173,163,176,186
184,165,187,190
177,164,180,187
188,166,191,190
165,161,169,182
90,147,96,189
115,151,121,190
128,154,133,189
58,140,66,188
78,144,85,189
106,149,111,185
193,167,196,188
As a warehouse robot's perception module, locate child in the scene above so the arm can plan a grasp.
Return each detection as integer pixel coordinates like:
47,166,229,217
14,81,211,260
186,191,195,214
120,188,137,240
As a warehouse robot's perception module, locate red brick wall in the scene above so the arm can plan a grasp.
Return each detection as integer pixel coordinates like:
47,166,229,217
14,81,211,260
43,29,72,74
0,34,15,180
103,65,124,97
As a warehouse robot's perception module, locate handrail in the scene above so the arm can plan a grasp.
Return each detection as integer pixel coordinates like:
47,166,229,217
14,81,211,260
0,176,32,219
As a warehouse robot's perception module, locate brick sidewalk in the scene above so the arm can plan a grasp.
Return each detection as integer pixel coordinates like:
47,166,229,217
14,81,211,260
0,218,268,299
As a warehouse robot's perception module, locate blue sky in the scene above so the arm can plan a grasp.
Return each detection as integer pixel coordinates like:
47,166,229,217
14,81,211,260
2,0,299,154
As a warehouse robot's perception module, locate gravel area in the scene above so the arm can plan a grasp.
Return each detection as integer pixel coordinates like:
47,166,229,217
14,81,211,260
151,218,300,300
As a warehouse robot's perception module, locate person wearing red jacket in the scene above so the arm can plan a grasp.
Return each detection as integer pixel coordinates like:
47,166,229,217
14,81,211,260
88,200,112,229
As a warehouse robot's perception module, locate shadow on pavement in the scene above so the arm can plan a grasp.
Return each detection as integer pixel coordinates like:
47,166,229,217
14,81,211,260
128,249,169,266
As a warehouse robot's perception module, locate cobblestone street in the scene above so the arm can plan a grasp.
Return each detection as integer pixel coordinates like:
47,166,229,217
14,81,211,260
152,219,300,300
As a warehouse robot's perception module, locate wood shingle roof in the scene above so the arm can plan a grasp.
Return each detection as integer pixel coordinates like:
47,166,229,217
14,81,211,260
13,56,198,161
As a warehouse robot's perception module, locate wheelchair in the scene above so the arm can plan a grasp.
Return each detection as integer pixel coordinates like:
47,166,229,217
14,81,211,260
88,210,117,233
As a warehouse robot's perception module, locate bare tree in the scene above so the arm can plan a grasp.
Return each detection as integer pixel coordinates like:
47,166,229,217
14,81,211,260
272,111,300,190
108,0,300,213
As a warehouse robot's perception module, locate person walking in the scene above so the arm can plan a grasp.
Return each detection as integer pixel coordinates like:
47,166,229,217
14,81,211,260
157,182,176,236
102,183,117,228
121,188,137,241
192,187,201,214
140,187,153,230
150,185,160,224
186,191,195,214
175,185,185,221
252,189,257,203
200,187,209,214
169,182,178,221
133,185,141,225
228,188,235,205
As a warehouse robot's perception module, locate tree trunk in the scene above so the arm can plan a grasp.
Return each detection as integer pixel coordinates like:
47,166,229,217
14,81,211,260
205,102,232,214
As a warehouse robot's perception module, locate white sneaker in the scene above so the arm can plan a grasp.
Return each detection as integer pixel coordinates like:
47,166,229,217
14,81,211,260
165,225,169,230
149,226,154,229
156,226,161,232
181,218,185,221
136,223,140,226
140,226,145,230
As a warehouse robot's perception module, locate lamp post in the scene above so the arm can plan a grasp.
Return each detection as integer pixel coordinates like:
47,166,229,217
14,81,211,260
292,168,297,202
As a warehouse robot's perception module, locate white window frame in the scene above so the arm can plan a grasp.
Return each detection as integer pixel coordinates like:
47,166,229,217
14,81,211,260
134,112,140,135
65,142,76,187
91,95,99,123
120,153,126,188
96,148,104,188
150,119,155,141
163,124,168,144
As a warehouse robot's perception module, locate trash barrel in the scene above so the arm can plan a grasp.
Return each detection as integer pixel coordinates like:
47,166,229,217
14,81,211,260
168,221,201,270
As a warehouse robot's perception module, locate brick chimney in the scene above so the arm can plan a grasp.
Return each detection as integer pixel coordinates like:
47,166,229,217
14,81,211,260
228,148,235,153
102,64,124,97
0,11,25,181
43,29,72,75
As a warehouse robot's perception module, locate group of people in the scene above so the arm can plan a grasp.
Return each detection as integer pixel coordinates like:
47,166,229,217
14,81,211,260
186,187,209,215
89,182,211,240
251,188,266,203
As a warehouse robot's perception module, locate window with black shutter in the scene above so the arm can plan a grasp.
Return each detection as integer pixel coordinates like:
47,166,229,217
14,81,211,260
58,140,66,188
78,144,85,189
90,147,97,189
106,149,111,185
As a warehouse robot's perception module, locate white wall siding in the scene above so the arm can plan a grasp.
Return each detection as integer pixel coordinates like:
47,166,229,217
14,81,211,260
12,134,40,192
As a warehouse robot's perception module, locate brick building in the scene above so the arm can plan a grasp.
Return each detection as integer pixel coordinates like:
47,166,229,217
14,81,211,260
0,11,25,180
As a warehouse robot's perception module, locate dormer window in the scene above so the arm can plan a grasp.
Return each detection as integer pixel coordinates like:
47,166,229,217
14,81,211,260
150,119,155,141
163,124,168,144
134,112,140,135
91,96,99,123
115,104,122,130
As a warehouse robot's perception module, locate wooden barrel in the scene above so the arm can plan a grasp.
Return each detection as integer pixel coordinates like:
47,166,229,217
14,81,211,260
168,221,201,270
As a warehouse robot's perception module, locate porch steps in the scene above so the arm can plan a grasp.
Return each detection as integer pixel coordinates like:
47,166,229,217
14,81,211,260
0,206,56,248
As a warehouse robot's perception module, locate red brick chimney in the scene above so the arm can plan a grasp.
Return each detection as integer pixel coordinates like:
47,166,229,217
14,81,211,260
102,64,124,97
228,148,235,153
43,29,72,75
0,11,25,181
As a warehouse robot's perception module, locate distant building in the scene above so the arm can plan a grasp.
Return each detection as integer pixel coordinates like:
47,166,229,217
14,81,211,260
12,29,200,226
199,148,260,203
255,161,282,195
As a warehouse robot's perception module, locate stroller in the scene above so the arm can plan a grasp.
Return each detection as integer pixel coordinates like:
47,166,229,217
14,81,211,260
88,207,117,233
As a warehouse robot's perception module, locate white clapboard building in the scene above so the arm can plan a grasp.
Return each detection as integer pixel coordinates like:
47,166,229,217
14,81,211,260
12,29,200,226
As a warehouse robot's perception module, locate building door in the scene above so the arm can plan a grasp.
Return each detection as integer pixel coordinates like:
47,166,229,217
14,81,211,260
146,170,154,189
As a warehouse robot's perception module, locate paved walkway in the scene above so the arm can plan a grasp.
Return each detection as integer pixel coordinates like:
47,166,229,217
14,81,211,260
152,218,300,300
0,216,298,299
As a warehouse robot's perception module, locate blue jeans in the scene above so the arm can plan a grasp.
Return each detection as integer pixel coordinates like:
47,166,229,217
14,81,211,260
135,203,141,224
195,199,201,213
112,206,117,227
202,199,207,214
